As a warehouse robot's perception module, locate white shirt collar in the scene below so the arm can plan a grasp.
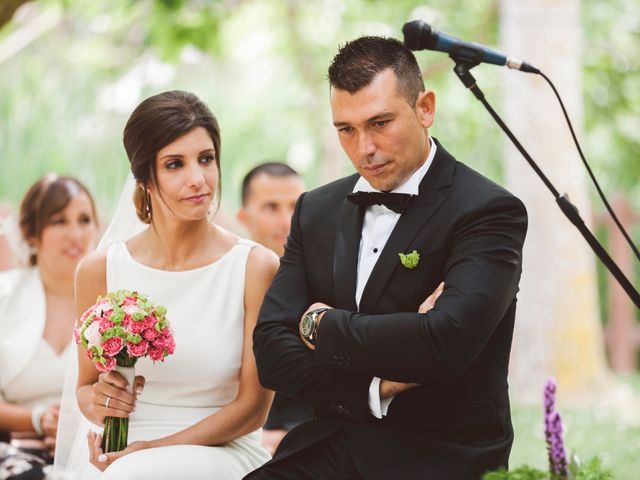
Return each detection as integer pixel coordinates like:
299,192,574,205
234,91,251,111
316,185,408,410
352,137,437,195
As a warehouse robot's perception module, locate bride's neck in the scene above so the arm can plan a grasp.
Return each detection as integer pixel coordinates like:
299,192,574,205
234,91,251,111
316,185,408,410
145,217,215,270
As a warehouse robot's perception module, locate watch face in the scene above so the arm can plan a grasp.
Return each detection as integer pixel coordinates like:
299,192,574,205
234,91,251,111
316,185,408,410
300,314,314,338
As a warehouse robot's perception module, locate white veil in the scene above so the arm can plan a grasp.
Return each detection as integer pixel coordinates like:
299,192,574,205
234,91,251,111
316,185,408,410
54,172,146,479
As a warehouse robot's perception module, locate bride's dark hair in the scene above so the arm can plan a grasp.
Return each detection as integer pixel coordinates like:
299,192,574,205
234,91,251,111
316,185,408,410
123,90,222,224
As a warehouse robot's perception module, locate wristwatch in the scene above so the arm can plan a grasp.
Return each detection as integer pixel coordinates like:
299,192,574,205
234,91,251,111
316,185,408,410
300,308,329,346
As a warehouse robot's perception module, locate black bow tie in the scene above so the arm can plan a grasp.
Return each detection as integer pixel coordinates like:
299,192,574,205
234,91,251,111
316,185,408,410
346,191,412,214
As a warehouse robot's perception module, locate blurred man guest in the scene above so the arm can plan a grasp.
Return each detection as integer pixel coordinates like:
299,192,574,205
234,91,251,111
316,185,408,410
237,162,310,454
248,36,528,479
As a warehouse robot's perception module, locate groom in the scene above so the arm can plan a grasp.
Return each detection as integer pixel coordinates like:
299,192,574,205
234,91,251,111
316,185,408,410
248,36,528,479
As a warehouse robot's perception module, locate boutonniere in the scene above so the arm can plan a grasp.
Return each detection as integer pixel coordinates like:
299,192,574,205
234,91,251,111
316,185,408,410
399,250,420,269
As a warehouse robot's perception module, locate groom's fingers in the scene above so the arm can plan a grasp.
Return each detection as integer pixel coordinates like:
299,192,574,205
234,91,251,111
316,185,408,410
418,281,445,313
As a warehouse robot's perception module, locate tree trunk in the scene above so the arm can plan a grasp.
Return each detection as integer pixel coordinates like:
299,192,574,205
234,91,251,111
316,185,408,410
500,0,609,400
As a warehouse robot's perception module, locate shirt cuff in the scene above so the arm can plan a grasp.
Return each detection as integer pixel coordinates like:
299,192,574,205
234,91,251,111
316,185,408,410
368,377,395,419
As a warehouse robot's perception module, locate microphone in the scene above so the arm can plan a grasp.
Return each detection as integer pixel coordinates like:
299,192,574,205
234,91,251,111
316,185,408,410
403,20,539,74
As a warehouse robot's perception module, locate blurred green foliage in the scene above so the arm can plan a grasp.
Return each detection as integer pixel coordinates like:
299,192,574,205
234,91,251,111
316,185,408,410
0,0,637,219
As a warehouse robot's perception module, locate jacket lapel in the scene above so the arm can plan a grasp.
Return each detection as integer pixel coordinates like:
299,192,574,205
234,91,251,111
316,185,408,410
333,183,365,312
358,140,455,313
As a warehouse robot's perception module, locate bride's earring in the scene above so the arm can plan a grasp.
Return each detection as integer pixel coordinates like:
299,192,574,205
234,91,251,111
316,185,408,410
145,189,152,221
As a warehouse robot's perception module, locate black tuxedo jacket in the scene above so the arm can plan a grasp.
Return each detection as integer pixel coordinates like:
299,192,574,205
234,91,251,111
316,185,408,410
251,140,528,479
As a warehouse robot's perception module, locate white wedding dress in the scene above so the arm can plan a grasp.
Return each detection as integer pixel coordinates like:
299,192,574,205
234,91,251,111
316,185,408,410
75,238,270,480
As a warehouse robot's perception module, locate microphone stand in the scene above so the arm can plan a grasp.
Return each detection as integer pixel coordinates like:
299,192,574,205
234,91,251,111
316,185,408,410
451,58,640,309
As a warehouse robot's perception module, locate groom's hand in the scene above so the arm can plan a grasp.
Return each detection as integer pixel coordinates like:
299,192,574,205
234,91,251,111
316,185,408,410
379,380,419,399
376,284,443,400
299,302,332,350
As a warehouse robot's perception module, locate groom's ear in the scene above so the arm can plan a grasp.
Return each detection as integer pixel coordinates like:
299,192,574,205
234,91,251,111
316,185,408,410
415,90,436,129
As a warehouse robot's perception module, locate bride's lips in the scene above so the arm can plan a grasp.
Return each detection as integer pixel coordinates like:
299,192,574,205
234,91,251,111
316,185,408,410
184,193,209,204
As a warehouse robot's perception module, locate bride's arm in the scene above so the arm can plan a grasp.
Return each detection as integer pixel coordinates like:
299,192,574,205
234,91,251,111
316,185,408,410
75,251,138,427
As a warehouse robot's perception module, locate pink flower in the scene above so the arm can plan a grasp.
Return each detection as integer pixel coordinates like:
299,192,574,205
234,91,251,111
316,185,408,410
95,301,113,316
123,296,138,306
102,337,124,356
143,315,157,330
74,328,80,344
84,321,102,347
128,317,146,334
142,328,159,341
148,346,165,361
152,334,175,355
127,339,149,357
95,356,116,372
99,318,115,333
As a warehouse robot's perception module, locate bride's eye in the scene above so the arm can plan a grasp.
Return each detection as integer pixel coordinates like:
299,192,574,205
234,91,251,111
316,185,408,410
166,160,183,170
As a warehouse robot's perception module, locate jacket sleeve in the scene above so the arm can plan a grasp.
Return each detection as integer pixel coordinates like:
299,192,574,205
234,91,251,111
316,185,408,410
313,194,528,383
253,193,373,421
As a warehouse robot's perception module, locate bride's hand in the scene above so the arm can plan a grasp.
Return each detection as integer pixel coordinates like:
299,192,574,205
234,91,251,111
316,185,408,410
87,430,149,472
90,371,145,425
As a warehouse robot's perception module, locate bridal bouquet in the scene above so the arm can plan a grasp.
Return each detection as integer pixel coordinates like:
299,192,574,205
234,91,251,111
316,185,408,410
75,289,175,453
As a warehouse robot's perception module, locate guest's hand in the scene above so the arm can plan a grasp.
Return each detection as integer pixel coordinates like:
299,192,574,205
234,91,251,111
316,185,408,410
299,302,332,350
418,281,444,313
40,404,59,438
43,435,56,455
87,430,149,472
90,371,145,425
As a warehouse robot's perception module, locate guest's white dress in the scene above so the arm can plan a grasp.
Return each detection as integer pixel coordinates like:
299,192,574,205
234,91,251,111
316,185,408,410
90,238,270,480
0,268,70,408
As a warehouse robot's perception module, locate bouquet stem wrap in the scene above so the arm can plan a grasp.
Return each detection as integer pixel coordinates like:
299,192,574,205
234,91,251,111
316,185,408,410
102,365,135,453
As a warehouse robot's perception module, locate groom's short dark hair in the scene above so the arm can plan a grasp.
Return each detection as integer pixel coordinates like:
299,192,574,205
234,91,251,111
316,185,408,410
328,36,425,106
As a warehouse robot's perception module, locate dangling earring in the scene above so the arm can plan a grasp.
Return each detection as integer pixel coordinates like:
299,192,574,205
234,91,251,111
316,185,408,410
145,189,152,221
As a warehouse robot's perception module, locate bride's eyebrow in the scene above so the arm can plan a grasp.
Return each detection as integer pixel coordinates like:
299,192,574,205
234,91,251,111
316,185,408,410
160,153,184,160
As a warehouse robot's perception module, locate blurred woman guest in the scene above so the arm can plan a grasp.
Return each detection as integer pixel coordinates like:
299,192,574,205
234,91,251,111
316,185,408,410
0,204,15,271
0,175,98,479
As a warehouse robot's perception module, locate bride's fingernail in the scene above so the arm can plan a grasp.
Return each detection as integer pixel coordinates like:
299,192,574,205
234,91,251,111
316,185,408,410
98,454,107,462
136,388,143,395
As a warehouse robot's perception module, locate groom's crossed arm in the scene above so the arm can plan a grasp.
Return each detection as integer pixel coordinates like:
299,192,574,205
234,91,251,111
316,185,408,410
253,191,527,420
313,193,527,384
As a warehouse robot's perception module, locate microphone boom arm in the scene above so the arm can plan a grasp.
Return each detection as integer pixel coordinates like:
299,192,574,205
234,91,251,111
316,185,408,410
451,59,640,309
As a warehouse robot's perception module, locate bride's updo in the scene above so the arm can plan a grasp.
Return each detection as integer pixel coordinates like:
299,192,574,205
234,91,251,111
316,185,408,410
122,91,222,223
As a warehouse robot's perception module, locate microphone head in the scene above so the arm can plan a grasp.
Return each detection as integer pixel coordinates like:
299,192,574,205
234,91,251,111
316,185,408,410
402,20,437,51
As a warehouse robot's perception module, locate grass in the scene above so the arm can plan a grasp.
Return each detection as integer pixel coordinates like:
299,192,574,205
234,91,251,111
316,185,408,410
509,374,640,479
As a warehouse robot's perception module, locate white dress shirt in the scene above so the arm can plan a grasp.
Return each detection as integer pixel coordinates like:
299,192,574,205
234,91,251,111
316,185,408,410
353,138,437,418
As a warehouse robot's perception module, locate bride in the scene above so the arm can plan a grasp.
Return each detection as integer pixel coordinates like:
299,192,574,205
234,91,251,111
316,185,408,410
72,90,276,479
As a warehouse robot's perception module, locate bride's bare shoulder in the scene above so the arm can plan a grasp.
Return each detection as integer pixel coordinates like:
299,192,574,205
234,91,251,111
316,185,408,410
76,250,107,300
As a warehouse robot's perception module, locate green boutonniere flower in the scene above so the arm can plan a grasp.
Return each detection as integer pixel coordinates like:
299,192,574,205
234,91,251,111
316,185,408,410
399,250,420,269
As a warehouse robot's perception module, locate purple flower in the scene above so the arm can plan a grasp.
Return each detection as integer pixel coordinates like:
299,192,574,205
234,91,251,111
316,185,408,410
544,378,568,479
